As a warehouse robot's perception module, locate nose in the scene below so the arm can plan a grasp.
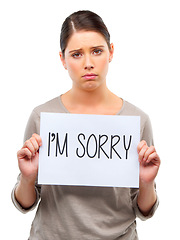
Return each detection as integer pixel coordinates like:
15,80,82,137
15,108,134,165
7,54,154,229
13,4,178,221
84,55,94,70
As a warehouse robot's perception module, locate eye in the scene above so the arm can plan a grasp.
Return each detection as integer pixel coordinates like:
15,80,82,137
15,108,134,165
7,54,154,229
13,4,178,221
93,49,103,55
72,52,82,58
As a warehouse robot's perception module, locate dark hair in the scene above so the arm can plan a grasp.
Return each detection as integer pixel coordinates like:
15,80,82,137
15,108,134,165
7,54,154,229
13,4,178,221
60,10,111,57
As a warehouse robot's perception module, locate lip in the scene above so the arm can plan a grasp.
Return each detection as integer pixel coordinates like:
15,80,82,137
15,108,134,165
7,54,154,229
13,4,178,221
82,73,98,80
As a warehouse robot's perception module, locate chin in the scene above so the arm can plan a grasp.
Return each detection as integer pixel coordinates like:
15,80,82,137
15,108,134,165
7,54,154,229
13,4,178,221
82,81,99,91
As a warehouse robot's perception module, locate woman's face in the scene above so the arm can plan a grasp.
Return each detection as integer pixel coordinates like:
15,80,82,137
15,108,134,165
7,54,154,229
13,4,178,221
60,31,114,92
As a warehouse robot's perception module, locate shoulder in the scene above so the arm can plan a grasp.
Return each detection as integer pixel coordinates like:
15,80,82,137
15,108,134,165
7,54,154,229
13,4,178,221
121,100,153,144
121,100,150,124
23,96,64,141
32,96,62,116
121,100,148,119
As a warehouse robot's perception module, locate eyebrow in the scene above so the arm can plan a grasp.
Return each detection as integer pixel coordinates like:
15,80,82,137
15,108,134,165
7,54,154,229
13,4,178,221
68,45,105,54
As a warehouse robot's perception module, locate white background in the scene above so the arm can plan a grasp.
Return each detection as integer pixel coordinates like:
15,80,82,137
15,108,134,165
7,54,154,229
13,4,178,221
0,0,179,239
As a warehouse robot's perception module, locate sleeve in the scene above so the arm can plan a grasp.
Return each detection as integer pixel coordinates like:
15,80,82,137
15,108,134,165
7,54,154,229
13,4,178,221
140,114,154,146
130,187,159,221
11,109,42,213
131,115,159,220
11,174,41,214
23,109,41,141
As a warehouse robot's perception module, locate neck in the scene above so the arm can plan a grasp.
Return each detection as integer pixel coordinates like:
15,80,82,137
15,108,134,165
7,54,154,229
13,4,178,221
67,84,112,107
61,83,123,115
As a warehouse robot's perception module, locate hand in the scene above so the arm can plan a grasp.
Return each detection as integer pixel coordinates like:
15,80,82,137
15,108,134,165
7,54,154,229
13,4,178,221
137,140,160,184
17,133,42,183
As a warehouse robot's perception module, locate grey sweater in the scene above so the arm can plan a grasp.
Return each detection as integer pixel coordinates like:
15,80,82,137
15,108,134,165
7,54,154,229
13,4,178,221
12,96,159,240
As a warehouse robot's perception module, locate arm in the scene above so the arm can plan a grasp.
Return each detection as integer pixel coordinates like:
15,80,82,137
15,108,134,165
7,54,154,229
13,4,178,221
15,134,42,209
137,140,160,216
15,175,37,209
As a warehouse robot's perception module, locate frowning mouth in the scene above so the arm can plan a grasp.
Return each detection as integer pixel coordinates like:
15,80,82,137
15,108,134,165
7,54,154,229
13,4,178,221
82,73,98,80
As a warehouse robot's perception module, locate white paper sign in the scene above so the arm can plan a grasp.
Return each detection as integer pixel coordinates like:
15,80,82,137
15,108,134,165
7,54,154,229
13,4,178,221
38,113,140,188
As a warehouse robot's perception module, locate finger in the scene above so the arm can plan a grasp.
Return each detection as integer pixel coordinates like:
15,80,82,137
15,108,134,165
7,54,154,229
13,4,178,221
29,137,39,152
146,152,160,165
138,145,148,163
32,133,42,146
17,148,32,161
23,140,35,154
143,145,156,162
137,140,147,153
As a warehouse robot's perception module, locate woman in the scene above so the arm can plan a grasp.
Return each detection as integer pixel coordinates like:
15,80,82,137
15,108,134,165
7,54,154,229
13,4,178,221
12,10,160,239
